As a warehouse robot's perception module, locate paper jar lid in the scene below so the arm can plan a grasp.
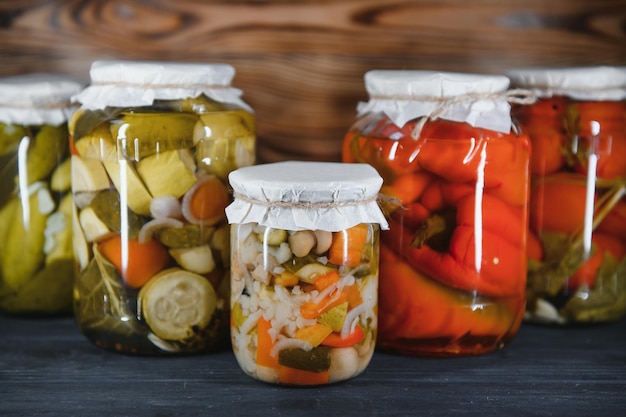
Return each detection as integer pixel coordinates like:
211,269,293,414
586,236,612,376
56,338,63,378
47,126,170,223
357,70,519,134
506,66,626,101
73,60,252,111
226,161,389,232
0,73,84,126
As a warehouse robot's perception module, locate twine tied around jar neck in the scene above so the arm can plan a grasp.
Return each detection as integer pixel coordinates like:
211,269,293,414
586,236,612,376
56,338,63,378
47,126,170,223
90,81,232,90
233,192,400,212
369,88,536,139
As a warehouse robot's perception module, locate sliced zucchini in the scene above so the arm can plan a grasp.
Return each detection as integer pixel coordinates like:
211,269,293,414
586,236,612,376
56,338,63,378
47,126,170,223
139,268,216,341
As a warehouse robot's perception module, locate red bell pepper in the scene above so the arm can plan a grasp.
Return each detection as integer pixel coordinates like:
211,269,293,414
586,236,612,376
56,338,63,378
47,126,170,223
414,120,531,206
512,97,569,176
383,191,528,297
321,325,365,348
378,244,520,343
567,232,626,291
568,101,626,181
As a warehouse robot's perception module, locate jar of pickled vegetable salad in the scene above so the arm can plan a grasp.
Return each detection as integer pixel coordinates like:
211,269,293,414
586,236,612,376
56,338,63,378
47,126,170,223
507,66,626,325
71,60,256,354
226,161,388,385
343,70,533,356
0,73,83,316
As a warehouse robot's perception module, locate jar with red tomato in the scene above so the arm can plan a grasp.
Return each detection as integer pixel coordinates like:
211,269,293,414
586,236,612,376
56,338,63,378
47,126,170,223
507,66,626,325
342,70,532,356
71,61,256,354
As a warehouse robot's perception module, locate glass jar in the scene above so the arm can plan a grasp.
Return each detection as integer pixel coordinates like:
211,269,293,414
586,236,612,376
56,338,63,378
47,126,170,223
507,66,626,325
343,70,531,356
71,61,256,354
226,161,388,385
0,74,83,316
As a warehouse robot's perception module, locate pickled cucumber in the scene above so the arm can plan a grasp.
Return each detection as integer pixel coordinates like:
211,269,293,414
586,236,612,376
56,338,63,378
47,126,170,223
278,346,331,372
136,149,197,198
71,107,128,141
0,197,19,270
110,112,198,160
23,125,69,185
0,259,73,314
0,123,27,155
194,110,255,142
73,122,117,160
194,110,256,179
102,158,152,216
50,157,72,192
89,189,146,239
1,188,50,290
139,268,217,341
168,95,226,113
155,224,213,248
0,153,17,208
71,154,112,194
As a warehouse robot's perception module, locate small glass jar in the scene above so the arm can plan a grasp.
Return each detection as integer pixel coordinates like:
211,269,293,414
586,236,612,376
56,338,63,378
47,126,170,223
226,161,388,385
507,66,626,325
0,74,83,316
71,61,256,354
343,70,531,356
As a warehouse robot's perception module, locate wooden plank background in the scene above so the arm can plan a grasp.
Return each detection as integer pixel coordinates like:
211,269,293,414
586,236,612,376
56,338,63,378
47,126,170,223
1,0,625,163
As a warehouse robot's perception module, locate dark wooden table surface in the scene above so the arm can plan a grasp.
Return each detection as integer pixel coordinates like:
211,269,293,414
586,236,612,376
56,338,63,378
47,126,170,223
1,314,624,417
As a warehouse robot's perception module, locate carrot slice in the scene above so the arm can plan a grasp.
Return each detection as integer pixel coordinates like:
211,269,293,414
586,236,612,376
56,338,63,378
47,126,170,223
342,284,363,309
300,292,347,320
312,271,340,292
256,317,278,368
328,224,369,267
278,366,330,385
98,235,170,289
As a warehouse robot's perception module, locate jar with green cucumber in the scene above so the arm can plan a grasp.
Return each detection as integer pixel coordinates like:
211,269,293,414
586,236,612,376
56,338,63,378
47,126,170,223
70,61,256,354
0,73,83,316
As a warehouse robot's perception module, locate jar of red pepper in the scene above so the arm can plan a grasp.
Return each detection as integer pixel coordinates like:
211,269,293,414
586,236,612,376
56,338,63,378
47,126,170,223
507,66,626,325
343,70,533,356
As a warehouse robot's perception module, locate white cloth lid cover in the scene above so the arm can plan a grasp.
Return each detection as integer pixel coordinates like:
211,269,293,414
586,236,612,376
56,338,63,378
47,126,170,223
506,66,626,100
357,70,514,133
73,60,252,111
226,161,389,232
0,73,84,125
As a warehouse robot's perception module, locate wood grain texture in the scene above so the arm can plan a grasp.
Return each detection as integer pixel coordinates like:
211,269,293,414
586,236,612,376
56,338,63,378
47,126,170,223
1,0,625,162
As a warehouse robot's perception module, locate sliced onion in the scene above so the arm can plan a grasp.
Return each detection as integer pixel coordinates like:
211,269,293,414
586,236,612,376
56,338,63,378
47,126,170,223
341,303,370,339
150,195,183,219
137,217,184,243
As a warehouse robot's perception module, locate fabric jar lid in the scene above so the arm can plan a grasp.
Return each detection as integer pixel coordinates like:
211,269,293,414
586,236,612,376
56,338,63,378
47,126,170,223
226,161,389,232
73,60,252,111
357,70,520,134
506,66,626,101
0,73,84,125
